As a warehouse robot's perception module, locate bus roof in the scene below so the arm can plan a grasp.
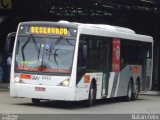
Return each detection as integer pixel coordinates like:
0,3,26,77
79,24,153,43
19,21,153,43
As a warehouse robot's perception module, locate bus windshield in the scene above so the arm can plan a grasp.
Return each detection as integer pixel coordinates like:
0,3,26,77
15,35,76,74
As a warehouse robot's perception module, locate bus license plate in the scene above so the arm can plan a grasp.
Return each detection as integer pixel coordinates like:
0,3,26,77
35,87,46,91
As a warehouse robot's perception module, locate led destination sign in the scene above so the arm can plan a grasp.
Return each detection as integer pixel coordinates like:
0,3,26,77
29,26,69,35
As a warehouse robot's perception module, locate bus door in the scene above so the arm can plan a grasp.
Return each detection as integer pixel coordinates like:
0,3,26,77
141,43,152,91
102,41,110,96
142,48,152,91
146,58,152,90
142,58,152,91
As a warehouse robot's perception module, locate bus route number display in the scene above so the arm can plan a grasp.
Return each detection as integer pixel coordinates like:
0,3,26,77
29,26,69,35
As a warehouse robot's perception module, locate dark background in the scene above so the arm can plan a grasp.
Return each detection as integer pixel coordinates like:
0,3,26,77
0,0,160,90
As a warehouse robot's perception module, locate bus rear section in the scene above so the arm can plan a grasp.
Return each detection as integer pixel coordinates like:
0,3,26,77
75,28,153,104
10,22,78,102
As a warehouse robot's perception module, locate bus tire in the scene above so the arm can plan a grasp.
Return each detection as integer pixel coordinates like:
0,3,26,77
85,82,96,107
126,80,133,102
132,80,140,100
32,98,40,104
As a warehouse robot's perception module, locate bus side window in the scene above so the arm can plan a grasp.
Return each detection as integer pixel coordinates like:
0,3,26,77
78,42,87,68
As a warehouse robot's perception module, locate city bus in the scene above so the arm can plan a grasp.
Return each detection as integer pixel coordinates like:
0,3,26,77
7,21,153,107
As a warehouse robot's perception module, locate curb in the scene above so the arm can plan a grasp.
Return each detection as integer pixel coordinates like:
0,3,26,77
0,89,9,91
140,91,160,96
0,83,9,89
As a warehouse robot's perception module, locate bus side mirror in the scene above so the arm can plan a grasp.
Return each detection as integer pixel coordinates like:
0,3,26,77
5,32,16,53
0,55,2,66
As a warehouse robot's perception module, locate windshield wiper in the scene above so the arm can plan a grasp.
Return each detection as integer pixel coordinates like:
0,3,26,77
48,36,64,70
44,43,60,70
53,48,59,69
21,34,39,61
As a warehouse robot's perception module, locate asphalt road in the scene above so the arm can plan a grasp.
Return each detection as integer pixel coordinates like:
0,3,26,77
0,90,160,114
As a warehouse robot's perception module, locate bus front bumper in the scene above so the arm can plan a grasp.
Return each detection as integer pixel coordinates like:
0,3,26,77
10,83,76,101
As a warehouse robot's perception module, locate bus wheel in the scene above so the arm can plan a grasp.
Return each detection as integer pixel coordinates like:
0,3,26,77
32,98,40,104
126,80,133,102
85,82,96,107
132,80,139,100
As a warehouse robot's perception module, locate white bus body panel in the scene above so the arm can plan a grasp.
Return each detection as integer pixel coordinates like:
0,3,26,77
10,74,77,101
76,73,103,101
75,65,142,101
10,83,76,101
114,65,142,97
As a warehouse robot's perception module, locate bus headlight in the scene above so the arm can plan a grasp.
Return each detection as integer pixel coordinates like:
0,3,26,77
58,78,70,87
14,76,20,83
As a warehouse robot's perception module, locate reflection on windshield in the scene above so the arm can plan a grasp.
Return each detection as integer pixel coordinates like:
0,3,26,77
15,35,76,74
